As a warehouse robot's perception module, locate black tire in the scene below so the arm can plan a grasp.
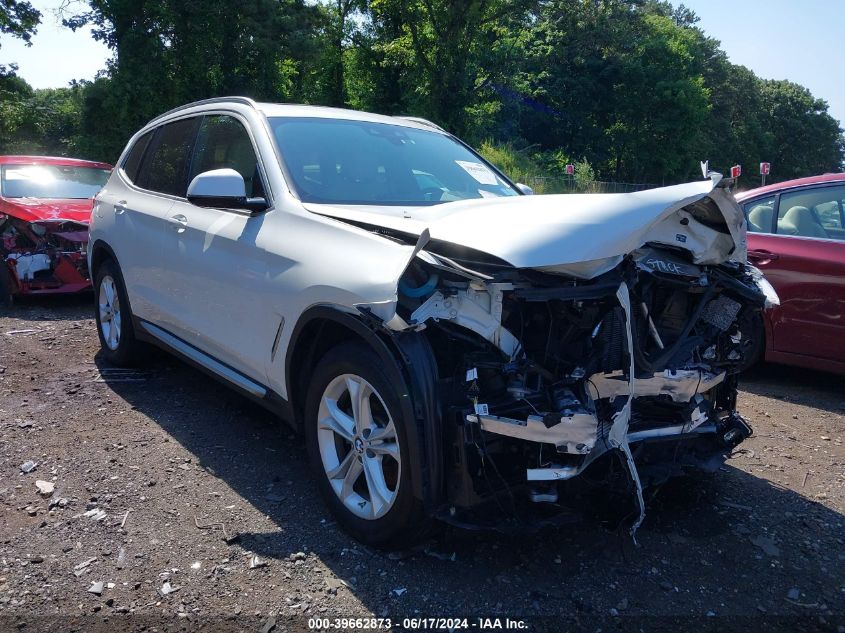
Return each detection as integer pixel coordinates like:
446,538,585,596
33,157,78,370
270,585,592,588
739,310,765,372
93,258,147,366
304,340,429,548
0,265,15,307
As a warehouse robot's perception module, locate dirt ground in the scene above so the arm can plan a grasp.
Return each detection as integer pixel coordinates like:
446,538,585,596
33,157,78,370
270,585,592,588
1,295,843,633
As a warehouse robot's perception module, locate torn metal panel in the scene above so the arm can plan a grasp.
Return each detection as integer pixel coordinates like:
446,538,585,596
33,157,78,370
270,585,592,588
409,286,520,357
627,423,716,443
468,411,598,455
605,282,646,538
587,368,726,403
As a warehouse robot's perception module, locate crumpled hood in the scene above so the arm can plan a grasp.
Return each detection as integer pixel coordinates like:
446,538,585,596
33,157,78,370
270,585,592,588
304,175,746,279
0,198,93,224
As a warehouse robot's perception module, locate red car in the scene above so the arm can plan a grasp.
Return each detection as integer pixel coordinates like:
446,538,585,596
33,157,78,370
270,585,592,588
0,156,112,301
736,172,845,375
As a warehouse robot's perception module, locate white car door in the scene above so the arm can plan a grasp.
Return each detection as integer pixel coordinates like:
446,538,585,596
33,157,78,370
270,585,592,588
114,117,203,328
157,114,282,383
94,128,173,323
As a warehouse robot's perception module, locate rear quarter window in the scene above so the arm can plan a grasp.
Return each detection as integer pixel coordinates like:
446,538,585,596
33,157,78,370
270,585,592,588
121,131,153,184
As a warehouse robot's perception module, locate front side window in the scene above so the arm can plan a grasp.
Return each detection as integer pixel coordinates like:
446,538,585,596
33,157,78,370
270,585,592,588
269,117,519,205
0,164,111,199
743,196,775,233
189,115,264,198
137,117,201,197
777,185,845,240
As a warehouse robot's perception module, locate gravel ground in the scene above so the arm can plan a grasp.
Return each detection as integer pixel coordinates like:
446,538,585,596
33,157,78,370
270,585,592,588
1,295,843,632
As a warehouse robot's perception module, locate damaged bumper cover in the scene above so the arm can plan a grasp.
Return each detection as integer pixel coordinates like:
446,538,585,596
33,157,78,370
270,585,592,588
1,217,91,295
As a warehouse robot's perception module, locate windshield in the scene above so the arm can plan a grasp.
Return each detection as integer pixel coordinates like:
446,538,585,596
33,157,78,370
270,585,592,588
1,164,111,199
269,117,519,205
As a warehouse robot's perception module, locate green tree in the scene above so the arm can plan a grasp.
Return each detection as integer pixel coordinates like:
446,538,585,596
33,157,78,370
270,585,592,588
0,67,34,151
1,0,40,47
62,0,320,160
360,0,536,137
757,79,844,181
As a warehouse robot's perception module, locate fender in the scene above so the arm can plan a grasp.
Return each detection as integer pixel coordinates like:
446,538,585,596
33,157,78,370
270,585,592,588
89,239,121,280
286,304,443,510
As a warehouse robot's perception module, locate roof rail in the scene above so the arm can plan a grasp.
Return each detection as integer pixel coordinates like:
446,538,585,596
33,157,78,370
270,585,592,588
395,116,447,133
147,96,259,126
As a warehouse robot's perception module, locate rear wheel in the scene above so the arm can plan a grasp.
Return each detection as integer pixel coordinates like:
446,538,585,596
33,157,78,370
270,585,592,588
94,259,146,366
305,341,429,547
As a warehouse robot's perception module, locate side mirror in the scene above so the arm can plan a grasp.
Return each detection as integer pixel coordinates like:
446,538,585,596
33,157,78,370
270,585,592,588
187,168,268,213
516,183,534,195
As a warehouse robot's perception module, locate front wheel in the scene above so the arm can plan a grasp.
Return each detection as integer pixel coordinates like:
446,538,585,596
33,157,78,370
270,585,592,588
304,341,429,547
94,259,146,366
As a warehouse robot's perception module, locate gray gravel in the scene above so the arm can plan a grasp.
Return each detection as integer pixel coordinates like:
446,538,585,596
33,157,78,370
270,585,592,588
1,295,844,631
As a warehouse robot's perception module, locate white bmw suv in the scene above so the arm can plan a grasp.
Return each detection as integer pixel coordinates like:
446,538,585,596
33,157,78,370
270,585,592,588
90,97,775,546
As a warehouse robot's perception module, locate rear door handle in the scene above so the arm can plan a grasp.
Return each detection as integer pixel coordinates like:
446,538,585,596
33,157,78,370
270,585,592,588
748,249,779,264
114,200,128,215
168,214,188,233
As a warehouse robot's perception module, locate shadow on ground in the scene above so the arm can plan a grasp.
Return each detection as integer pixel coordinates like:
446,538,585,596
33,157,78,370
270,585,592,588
94,351,845,623
740,362,845,415
0,292,92,322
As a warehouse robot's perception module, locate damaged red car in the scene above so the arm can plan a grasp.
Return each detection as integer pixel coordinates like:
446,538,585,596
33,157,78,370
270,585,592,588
0,156,112,301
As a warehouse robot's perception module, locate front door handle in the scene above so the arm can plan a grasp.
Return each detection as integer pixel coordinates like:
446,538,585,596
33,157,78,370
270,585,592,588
748,249,779,265
168,214,188,233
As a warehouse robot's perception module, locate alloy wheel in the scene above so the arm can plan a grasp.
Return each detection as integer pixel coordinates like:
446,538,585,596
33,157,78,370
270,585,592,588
316,374,401,520
98,275,122,351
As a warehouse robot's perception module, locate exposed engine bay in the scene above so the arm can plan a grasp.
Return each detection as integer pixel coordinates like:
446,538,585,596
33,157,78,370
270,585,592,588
0,215,90,296
338,176,780,535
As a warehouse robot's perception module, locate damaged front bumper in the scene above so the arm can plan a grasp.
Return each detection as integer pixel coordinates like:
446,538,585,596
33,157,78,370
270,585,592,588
384,240,769,536
1,216,91,296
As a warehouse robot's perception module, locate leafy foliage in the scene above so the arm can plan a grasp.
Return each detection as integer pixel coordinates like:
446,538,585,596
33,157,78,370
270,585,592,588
0,0,40,46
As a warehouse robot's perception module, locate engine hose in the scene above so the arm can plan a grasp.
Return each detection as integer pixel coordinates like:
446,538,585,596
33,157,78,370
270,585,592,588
399,272,439,298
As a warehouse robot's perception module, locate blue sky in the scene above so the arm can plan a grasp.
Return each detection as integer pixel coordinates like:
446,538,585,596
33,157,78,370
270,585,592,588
1,0,843,128
1,0,108,85
683,0,845,126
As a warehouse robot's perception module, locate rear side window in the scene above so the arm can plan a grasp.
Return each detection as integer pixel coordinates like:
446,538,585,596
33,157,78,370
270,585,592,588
743,196,775,233
121,131,153,184
777,185,845,240
189,115,265,198
137,117,201,197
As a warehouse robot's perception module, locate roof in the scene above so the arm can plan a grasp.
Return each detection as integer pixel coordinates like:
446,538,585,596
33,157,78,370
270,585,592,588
257,103,445,133
145,96,447,136
735,172,845,201
0,155,113,169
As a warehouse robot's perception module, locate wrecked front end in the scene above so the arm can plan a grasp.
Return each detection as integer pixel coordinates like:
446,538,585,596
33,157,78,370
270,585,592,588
374,178,775,534
1,215,91,297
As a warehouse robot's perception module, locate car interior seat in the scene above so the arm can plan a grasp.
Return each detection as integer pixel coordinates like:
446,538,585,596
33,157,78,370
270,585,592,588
747,204,774,233
781,205,829,238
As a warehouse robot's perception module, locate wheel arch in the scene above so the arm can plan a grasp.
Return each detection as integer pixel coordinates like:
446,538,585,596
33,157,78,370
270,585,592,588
89,240,142,336
89,239,120,279
285,305,443,509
